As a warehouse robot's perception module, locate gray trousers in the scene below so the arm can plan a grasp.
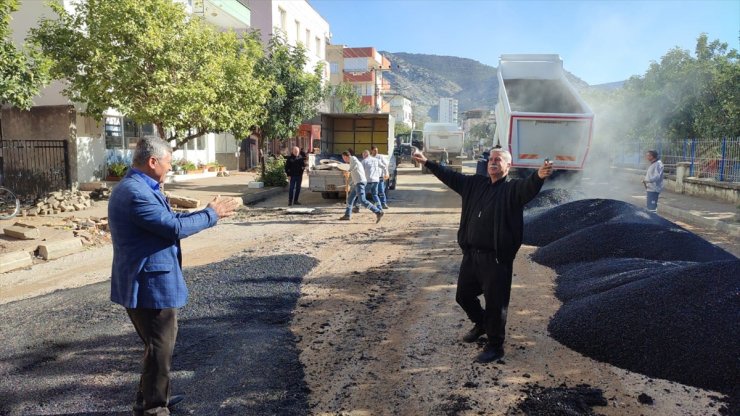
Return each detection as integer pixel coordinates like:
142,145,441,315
127,308,178,415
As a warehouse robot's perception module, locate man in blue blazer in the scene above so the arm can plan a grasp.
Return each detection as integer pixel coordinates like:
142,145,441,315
109,137,238,415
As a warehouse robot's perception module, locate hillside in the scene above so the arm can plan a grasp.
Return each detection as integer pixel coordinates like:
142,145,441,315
381,52,594,122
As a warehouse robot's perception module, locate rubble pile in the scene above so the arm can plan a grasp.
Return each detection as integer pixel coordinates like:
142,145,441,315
89,187,111,200
22,190,96,217
67,216,110,246
524,197,739,410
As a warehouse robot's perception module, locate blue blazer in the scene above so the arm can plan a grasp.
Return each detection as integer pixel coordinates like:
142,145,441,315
109,170,218,309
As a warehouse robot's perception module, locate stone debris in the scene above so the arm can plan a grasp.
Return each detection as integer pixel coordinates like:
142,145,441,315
21,190,97,216
3,222,41,240
166,193,200,209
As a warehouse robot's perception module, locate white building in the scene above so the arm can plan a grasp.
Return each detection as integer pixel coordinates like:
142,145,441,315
389,96,413,128
438,97,459,124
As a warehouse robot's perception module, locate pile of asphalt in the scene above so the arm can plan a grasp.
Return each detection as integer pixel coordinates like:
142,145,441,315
531,221,736,267
512,383,607,416
523,198,673,246
524,188,583,210
548,260,740,404
554,258,696,302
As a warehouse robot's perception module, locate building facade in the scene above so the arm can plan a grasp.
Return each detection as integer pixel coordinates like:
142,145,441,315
326,45,391,113
438,97,459,124
389,96,413,128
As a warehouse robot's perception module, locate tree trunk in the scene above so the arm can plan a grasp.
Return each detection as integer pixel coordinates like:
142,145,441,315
259,135,266,179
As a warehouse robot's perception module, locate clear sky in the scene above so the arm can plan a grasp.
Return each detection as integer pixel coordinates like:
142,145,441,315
309,0,739,85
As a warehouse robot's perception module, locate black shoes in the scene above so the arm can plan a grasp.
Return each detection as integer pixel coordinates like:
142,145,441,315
381,204,389,210
375,211,384,223
352,206,360,213
476,344,504,363
338,215,351,220
293,201,301,205
133,394,185,415
462,324,485,343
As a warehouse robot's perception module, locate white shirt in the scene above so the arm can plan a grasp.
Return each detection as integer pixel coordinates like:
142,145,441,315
348,156,367,186
361,156,381,183
375,154,389,178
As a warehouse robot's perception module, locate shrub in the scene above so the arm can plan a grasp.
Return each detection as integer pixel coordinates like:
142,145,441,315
258,156,287,187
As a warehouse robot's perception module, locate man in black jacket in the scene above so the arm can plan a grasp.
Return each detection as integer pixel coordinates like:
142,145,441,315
284,146,305,206
412,148,553,363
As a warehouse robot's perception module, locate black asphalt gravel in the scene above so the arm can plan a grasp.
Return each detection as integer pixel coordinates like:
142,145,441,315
0,253,318,416
522,196,739,415
548,260,739,404
523,198,674,247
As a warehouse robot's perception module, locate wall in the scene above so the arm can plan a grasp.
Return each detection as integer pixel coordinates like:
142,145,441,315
617,168,739,204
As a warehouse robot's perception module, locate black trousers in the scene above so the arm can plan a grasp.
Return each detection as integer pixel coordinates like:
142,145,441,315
455,251,514,348
126,308,178,414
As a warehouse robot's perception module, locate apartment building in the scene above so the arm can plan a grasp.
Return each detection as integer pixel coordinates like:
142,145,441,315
326,45,391,113
389,96,413,128
438,97,459,124
2,0,255,189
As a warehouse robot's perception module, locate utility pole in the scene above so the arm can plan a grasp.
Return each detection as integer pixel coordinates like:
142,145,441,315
373,66,381,113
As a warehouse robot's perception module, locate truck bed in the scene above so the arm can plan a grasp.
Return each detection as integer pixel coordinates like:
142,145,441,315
504,79,585,114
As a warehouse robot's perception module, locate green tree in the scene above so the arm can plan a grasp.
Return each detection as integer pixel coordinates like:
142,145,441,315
394,122,411,136
30,0,268,149
255,34,324,175
1,0,51,110
329,82,369,113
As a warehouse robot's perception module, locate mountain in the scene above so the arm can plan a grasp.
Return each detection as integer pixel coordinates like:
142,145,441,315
381,52,594,121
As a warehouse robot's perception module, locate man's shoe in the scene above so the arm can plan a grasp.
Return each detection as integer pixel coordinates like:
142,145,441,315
462,324,485,343
352,206,360,213
382,204,389,210
338,215,351,220
293,201,301,205
375,211,384,223
288,202,293,206
133,394,185,413
476,344,504,363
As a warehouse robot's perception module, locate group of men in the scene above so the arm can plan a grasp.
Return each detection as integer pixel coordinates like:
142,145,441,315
339,146,391,223
110,137,560,414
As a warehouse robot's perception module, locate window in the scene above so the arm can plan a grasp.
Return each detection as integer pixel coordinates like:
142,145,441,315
123,118,140,149
104,117,123,149
315,37,321,57
305,29,311,49
295,20,300,43
329,62,339,74
278,7,286,32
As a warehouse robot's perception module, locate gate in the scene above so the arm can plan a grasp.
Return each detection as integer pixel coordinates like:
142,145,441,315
0,139,71,198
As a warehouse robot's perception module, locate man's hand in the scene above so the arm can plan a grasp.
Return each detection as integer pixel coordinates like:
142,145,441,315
538,160,554,179
411,150,428,164
207,195,239,219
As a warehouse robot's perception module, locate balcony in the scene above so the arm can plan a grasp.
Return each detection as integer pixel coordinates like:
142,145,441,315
189,0,251,31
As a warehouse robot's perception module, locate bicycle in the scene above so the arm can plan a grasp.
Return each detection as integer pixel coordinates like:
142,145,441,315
0,186,20,220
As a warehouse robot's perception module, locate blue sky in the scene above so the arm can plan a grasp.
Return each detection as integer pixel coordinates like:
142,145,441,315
309,0,739,85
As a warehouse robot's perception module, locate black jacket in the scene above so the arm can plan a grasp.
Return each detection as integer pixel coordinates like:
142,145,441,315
284,155,305,177
426,160,544,261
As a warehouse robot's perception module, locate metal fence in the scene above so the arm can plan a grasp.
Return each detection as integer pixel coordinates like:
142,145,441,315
611,137,740,182
0,139,71,199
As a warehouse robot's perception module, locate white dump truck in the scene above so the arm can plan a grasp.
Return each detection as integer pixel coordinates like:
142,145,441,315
493,54,593,175
422,122,464,173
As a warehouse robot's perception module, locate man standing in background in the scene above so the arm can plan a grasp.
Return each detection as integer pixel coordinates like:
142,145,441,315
643,150,664,213
285,146,306,206
371,146,390,210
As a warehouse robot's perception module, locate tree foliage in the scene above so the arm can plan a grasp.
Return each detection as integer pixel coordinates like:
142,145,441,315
329,82,368,113
394,122,411,136
30,0,269,148
0,0,50,109
588,33,738,144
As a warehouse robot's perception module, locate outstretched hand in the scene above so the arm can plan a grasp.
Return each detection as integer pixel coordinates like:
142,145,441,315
538,160,554,179
411,150,428,164
207,195,239,219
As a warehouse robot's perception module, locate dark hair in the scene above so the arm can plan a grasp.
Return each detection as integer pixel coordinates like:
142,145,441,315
341,151,351,157
347,148,355,156
647,150,659,159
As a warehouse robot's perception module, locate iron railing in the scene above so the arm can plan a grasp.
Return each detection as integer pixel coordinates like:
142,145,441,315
0,139,71,198
611,137,740,182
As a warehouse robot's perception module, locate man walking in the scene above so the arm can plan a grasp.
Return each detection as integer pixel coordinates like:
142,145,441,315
361,149,383,210
371,146,390,210
109,138,238,415
285,146,306,206
642,150,664,213
339,151,383,223
412,148,552,363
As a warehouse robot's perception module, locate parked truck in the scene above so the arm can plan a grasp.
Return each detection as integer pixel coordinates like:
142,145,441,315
493,54,593,176
421,123,464,173
309,113,397,199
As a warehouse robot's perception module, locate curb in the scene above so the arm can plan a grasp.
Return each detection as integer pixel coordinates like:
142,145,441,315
241,187,284,206
659,204,740,238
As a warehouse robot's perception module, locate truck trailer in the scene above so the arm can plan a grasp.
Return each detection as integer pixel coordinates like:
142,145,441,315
493,54,593,175
421,122,464,173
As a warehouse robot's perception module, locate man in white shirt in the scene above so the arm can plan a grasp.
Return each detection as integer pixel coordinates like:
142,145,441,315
642,150,664,213
371,146,390,210
361,149,383,210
